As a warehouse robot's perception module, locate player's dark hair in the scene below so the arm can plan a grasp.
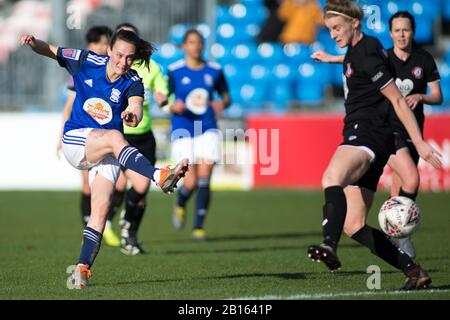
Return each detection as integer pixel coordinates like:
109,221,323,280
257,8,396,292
389,11,416,33
182,29,204,44
115,22,140,36
110,29,153,71
324,0,364,21
85,26,113,44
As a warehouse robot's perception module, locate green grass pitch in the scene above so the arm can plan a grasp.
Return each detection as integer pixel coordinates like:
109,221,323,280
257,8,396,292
0,190,449,299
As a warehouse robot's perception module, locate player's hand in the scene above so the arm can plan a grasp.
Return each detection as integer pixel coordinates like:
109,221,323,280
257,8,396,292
311,50,334,63
405,94,423,110
170,99,186,114
415,140,442,169
121,111,138,127
211,100,226,113
56,140,62,159
153,91,168,107
19,35,36,47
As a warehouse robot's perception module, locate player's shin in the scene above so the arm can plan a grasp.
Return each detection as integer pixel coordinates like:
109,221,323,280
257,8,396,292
322,186,347,251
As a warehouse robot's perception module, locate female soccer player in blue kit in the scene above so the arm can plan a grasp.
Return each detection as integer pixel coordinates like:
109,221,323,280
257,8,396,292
20,30,189,288
168,29,230,240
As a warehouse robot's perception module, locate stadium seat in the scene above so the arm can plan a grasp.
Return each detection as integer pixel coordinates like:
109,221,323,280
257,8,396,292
272,63,296,82
229,3,267,26
414,15,434,44
283,43,312,66
223,63,248,84
168,24,190,45
256,42,284,66
268,81,293,113
249,64,271,86
216,5,233,25
231,43,258,66
210,43,232,65
152,43,184,73
239,83,267,113
295,63,326,105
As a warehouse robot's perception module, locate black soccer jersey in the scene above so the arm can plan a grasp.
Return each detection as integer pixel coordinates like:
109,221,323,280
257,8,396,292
342,35,394,127
387,46,440,134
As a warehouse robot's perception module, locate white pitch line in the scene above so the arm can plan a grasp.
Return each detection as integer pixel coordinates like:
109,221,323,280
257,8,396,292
230,289,450,300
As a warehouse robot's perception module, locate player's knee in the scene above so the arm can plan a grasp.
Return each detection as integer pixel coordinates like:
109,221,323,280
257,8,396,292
344,220,365,237
322,172,338,189
404,172,420,192
108,129,126,145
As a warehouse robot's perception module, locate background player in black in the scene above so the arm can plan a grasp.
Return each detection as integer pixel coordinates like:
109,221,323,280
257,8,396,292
386,12,443,258
307,0,442,290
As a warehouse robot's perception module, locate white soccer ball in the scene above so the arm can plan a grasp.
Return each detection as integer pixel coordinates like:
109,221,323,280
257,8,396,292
378,196,421,238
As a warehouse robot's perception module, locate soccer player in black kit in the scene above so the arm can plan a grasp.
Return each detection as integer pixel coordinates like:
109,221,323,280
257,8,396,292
385,11,443,259
307,0,442,290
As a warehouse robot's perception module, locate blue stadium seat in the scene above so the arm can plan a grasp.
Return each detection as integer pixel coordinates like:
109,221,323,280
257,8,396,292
231,44,258,66
443,0,450,21
268,81,293,113
223,63,248,84
438,63,450,107
283,43,312,66
216,23,239,45
381,0,409,20
414,15,433,44
272,63,296,82
256,42,284,66
216,5,233,25
230,3,267,26
152,43,184,73
210,43,232,65
295,63,326,105
168,24,190,45
238,83,267,113
249,64,271,86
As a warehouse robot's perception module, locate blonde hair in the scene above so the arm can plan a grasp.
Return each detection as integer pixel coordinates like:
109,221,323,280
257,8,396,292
324,0,364,21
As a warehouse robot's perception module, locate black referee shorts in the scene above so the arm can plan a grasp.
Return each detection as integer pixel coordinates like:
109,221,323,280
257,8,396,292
341,120,395,192
123,130,157,167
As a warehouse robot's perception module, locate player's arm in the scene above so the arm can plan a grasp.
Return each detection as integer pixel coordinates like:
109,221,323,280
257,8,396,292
211,70,231,113
311,50,344,64
122,96,143,127
19,35,57,60
381,82,442,168
150,61,169,108
406,80,443,110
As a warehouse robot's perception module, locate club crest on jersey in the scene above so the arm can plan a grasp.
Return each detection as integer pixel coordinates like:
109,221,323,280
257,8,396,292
345,63,354,78
412,67,423,80
182,76,191,85
110,88,121,103
83,98,113,125
62,49,81,60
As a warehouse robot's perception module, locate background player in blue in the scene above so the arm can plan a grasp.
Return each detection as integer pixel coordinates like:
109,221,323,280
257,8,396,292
20,30,189,288
168,29,230,240
386,12,443,258
55,26,121,247
306,0,441,290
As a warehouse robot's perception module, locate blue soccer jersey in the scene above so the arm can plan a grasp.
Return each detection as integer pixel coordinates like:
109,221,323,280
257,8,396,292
56,48,144,134
168,60,228,137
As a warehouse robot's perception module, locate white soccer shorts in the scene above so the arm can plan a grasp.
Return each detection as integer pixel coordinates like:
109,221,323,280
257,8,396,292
61,128,120,185
171,130,222,164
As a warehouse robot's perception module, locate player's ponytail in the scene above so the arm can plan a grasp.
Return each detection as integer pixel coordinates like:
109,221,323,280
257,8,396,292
324,0,364,21
110,29,154,71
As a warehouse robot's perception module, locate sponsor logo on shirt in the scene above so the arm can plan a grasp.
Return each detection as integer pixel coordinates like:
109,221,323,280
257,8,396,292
372,71,383,83
395,78,414,97
62,49,81,60
83,98,113,125
110,88,121,103
412,67,423,80
84,79,93,87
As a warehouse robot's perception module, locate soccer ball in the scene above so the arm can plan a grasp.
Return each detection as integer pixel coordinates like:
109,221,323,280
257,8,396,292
378,196,421,238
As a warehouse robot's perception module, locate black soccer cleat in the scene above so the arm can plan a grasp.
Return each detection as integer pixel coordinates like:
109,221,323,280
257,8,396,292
401,265,432,290
307,244,341,271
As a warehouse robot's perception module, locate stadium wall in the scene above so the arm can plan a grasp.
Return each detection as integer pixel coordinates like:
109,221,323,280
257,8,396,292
247,114,450,191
